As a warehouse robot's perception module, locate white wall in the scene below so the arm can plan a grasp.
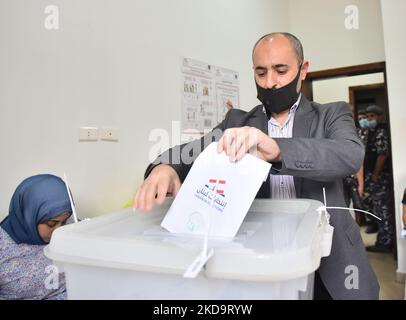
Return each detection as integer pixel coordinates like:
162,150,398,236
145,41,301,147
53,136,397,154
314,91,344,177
289,0,385,71
313,73,384,104
380,0,406,275
0,0,289,219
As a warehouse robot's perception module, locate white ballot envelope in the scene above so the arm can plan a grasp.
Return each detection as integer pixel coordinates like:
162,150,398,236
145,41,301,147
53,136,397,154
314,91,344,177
161,142,271,238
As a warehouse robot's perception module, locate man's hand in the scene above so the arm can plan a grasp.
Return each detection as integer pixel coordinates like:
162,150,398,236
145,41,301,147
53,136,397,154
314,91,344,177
217,126,281,162
372,154,387,183
133,164,181,212
371,173,380,183
357,184,364,197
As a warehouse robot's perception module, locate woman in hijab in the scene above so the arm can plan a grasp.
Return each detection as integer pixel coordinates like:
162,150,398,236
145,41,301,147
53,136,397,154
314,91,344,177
0,174,72,300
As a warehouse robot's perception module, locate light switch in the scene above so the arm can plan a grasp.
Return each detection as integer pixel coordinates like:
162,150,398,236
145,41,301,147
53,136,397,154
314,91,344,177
100,127,119,142
79,127,98,141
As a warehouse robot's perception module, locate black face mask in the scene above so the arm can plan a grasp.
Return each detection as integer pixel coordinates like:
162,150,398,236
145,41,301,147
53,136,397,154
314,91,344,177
256,66,302,117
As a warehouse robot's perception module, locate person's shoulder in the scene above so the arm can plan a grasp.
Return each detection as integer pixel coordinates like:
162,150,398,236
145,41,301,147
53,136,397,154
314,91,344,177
228,104,264,115
226,105,263,117
310,100,351,112
308,100,352,119
0,227,15,261
0,226,42,256
0,226,10,242
377,123,388,131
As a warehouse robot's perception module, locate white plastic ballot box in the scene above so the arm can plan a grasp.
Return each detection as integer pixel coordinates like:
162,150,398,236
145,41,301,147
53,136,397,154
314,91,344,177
44,199,333,300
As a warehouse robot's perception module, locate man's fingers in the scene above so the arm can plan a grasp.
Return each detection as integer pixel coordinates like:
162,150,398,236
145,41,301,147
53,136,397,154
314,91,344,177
134,165,182,212
227,128,251,162
223,130,235,157
217,137,224,153
233,131,249,161
143,183,158,212
229,133,239,161
235,135,250,161
156,179,170,205
134,184,145,211
171,178,181,197
133,189,140,209
137,183,150,212
137,182,166,211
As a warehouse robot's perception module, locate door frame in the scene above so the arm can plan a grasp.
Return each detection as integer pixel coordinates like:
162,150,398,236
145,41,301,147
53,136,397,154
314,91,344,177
348,82,386,118
302,61,398,260
302,62,387,101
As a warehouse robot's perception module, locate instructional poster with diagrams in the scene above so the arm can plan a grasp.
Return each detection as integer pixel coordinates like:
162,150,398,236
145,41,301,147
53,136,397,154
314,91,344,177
181,57,239,142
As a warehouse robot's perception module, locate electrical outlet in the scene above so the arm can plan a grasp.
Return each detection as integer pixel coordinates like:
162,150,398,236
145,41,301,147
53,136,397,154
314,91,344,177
79,127,98,141
100,127,119,142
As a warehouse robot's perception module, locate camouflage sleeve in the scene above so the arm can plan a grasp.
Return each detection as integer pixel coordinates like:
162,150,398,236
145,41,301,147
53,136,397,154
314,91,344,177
374,128,388,155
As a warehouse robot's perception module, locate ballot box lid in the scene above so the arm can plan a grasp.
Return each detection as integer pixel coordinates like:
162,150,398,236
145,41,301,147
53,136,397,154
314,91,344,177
45,198,333,281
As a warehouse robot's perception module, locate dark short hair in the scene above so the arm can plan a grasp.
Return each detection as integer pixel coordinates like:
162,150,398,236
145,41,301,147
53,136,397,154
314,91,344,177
252,32,304,66
358,110,366,115
366,105,383,116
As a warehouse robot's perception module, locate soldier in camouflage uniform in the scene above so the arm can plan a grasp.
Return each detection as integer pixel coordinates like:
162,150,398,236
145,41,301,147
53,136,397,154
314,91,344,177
364,105,393,253
357,110,369,145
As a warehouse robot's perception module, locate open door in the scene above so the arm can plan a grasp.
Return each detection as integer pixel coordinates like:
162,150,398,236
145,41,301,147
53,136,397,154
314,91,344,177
302,62,396,260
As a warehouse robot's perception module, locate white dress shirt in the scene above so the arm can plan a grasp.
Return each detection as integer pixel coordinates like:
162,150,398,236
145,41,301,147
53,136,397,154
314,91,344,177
266,94,301,199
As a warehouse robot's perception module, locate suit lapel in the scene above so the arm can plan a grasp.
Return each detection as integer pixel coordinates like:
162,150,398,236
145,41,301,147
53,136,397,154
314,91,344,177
246,106,268,134
247,107,271,198
248,98,314,136
245,100,315,199
292,96,314,197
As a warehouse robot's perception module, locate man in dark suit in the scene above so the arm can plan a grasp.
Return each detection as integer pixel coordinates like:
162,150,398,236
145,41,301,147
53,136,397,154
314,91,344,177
134,32,379,300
